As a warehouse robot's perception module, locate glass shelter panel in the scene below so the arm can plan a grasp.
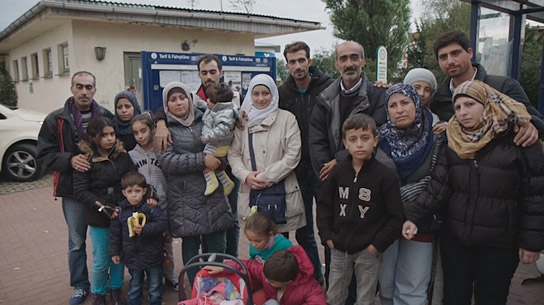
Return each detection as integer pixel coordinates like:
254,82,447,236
477,7,512,76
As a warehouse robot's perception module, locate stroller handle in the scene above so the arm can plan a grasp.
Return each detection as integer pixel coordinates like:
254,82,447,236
178,253,254,305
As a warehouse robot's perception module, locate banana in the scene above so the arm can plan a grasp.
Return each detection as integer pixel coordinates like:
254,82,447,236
127,212,147,238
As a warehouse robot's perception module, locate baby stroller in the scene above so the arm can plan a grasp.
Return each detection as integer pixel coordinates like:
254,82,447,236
177,253,254,305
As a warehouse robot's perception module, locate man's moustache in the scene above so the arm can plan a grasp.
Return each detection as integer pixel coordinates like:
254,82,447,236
343,66,358,73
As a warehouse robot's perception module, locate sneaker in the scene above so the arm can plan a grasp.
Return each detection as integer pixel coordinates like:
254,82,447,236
165,278,179,291
69,288,88,305
110,288,127,305
91,294,106,305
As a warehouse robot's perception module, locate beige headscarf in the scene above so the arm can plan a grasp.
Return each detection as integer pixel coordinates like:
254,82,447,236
162,81,195,127
447,80,531,159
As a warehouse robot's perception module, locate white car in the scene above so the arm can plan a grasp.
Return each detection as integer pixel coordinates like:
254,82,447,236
0,104,47,182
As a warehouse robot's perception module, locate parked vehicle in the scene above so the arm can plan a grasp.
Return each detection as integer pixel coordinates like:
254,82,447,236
0,104,47,182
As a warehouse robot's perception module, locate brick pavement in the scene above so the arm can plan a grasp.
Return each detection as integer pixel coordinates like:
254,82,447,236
1,184,544,304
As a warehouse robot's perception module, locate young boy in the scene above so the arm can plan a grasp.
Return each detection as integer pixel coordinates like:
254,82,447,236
316,113,403,305
201,82,239,196
109,172,167,305
204,245,325,305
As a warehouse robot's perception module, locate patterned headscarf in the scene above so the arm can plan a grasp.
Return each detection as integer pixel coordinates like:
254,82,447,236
162,82,195,127
241,74,279,127
114,91,141,135
447,80,531,159
378,83,434,183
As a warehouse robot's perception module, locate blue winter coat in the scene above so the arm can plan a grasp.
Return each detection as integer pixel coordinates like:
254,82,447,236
109,198,167,270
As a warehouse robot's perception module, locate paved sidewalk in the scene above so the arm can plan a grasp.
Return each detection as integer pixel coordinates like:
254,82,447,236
1,184,544,304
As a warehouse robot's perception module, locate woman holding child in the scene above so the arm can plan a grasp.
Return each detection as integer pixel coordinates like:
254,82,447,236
403,80,544,305
377,83,444,305
158,81,235,284
228,73,305,233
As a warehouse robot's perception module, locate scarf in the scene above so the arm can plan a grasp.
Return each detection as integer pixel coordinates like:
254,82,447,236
114,91,141,135
68,97,102,141
378,83,434,183
447,80,531,159
241,74,279,127
162,82,195,127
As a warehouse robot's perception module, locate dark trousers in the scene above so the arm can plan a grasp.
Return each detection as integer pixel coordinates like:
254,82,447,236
295,165,324,280
225,166,240,257
441,233,519,305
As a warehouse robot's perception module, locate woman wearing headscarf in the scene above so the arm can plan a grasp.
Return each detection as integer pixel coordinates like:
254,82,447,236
114,90,141,150
402,80,544,305
157,81,235,285
377,83,444,305
228,74,305,234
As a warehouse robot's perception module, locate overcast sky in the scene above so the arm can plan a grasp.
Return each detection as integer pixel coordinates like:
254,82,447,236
0,0,423,58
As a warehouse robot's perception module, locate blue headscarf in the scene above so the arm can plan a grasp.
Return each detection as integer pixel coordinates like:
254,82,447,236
377,83,434,183
114,91,141,135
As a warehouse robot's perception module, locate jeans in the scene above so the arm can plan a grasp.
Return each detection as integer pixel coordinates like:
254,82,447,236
440,233,519,305
128,266,163,305
327,248,382,305
325,245,357,305
379,238,433,305
89,226,124,295
295,166,323,280
62,197,90,290
184,230,227,285
226,166,240,257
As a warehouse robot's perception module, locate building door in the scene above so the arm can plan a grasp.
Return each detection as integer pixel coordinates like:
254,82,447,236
123,52,143,110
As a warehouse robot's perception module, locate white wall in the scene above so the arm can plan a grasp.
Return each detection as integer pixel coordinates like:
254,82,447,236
9,19,255,114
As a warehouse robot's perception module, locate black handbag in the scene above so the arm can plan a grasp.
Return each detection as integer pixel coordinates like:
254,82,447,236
248,131,287,224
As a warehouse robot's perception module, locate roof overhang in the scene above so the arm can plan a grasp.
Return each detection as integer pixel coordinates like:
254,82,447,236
0,0,324,51
462,0,544,23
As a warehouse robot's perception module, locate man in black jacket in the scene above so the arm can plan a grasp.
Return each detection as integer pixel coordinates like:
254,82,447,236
37,71,114,305
432,30,544,146
278,41,333,284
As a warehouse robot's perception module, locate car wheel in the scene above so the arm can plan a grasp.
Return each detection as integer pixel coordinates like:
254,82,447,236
2,143,43,182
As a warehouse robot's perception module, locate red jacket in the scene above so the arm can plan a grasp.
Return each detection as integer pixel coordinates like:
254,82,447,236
243,245,325,305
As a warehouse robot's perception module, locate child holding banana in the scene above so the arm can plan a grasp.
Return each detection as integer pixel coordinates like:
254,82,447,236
109,172,167,305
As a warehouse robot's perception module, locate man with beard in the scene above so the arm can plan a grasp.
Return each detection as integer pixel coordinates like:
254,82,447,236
432,30,544,146
310,40,387,181
154,54,241,262
278,41,334,285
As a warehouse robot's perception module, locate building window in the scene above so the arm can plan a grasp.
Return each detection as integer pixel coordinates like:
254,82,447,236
12,60,19,82
58,43,69,74
31,52,39,79
21,56,28,81
43,48,53,77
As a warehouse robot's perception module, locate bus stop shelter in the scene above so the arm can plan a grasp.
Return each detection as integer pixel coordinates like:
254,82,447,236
463,0,544,112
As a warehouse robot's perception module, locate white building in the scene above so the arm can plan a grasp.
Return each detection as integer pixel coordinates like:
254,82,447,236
0,0,322,113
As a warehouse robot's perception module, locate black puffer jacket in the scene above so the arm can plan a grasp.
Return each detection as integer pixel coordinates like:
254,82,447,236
109,198,167,270
432,63,544,136
278,66,334,177
158,109,235,238
404,128,544,251
37,99,113,198
73,140,137,228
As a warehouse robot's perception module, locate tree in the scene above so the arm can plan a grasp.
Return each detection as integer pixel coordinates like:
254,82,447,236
324,0,411,82
229,0,255,14
0,62,17,108
312,48,340,79
520,25,543,109
276,58,289,84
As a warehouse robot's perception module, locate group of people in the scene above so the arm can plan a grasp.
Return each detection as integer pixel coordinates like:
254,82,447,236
37,29,544,305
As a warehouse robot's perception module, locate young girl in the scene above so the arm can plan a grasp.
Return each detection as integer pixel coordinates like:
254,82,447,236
73,117,136,305
114,90,142,151
129,112,178,290
245,213,293,263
